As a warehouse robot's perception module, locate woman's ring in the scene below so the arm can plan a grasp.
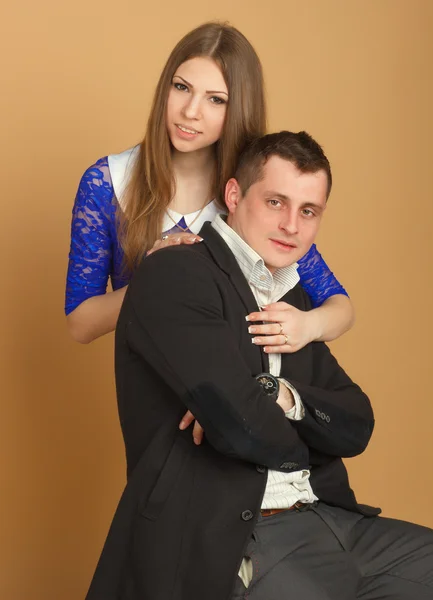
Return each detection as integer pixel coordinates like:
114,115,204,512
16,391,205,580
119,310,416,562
284,335,290,345
278,323,284,335
161,235,169,241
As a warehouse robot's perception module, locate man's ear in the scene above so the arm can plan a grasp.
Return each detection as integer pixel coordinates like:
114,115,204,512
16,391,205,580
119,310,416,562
224,178,242,214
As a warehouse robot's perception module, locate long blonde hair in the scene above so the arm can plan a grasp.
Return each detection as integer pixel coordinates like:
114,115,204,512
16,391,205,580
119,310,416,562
119,22,266,271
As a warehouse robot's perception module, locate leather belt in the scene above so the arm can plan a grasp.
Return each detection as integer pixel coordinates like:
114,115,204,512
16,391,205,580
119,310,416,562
261,501,309,517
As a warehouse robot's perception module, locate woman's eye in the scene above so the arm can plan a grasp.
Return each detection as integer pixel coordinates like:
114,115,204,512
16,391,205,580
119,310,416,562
174,82,188,92
210,96,226,105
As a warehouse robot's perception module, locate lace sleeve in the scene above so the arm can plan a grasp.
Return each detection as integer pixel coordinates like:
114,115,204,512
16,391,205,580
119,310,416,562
65,157,117,315
297,244,349,308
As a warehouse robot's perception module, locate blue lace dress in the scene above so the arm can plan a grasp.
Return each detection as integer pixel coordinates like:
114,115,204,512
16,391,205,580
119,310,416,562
65,157,348,315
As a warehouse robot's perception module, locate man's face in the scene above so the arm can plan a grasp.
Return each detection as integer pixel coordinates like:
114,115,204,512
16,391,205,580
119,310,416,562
225,156,328,272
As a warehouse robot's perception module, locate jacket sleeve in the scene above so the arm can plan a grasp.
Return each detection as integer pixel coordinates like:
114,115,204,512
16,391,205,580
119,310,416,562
286,342,374,458
123,247,309,473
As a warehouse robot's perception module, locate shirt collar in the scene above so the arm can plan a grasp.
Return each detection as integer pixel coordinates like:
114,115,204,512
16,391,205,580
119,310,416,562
211,214,299,295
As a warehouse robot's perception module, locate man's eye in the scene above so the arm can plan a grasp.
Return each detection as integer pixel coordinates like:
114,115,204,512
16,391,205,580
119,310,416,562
269,199,281,207
174,82,188,92
210,96,226,105
302,209,314,217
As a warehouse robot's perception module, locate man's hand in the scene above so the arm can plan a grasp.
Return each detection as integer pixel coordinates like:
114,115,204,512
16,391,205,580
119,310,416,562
276,382,295,413
179,383,295,443
179,410,204,445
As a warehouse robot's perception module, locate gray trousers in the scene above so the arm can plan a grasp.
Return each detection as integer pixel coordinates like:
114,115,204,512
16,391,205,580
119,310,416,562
231,502,433,599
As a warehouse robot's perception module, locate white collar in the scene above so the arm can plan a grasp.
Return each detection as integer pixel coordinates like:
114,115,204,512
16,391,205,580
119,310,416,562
107,146,139,209
107,146,225,234
211,214,299,294
163,202,224,234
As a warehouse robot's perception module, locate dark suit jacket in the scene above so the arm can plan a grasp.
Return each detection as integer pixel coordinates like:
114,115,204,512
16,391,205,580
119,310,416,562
86,223,379,600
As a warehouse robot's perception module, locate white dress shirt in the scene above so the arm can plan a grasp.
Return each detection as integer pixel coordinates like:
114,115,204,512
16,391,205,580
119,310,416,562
212,215,317,509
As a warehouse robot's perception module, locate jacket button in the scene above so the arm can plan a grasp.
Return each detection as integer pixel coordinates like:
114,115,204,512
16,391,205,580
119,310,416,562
256,465,266,473
241,510,254,521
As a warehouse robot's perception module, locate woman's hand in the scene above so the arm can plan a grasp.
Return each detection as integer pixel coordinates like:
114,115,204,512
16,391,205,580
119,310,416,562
246,302,320,354
179,410,204,445
146,233,203,256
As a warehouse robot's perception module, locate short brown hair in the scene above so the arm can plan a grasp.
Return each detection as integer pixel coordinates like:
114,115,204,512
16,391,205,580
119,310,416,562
234,131,332,199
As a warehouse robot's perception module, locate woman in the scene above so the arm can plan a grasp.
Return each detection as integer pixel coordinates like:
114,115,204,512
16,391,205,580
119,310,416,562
65,21,353,348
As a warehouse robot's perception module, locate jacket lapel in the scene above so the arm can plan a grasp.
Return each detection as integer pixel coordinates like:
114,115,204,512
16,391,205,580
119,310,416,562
199,222,269,374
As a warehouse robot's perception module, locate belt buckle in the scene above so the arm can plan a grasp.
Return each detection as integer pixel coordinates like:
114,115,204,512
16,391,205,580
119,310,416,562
295,500,317,512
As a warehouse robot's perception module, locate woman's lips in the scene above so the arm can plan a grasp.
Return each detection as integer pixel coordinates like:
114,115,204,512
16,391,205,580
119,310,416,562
174,124,201,140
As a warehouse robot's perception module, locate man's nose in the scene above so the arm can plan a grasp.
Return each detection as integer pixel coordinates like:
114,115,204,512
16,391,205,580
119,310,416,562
182,95,201,120
280,211,299,235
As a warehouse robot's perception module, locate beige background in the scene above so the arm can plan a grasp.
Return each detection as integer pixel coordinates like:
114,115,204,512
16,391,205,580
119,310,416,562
1,1,432,598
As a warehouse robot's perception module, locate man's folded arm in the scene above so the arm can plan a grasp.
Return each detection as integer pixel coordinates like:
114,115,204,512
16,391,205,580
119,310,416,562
284,342,375,458
124,248,309,472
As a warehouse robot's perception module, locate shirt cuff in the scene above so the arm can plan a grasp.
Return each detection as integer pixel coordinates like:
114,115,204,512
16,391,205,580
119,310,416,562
278,379,305,420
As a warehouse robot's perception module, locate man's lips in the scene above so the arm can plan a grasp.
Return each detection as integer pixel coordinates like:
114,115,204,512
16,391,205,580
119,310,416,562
269,238,297,250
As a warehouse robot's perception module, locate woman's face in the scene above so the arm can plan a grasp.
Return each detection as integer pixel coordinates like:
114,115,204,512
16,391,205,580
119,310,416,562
166,57,228,154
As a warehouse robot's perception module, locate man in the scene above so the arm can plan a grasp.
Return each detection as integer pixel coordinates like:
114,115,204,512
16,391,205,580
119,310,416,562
86,132,433,600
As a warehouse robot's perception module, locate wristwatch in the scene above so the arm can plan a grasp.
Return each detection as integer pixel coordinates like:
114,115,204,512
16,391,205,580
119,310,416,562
255,373,280,402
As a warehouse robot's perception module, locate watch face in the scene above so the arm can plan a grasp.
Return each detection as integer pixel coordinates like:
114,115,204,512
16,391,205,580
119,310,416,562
256,374,278,396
